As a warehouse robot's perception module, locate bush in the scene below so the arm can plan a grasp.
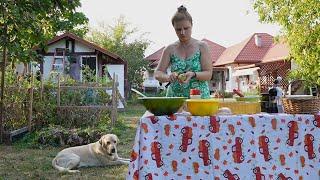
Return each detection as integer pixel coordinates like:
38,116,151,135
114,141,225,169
16,117,128,148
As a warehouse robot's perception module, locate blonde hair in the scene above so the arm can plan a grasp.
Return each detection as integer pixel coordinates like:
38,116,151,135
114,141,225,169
171,5,193,26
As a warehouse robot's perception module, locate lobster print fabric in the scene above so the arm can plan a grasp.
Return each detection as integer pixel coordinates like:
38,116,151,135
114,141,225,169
127,114,320,180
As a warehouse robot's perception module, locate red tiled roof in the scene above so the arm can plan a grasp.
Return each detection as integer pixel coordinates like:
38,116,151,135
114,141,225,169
214,33,274,66
214,37,252,66
260,42,289,63
145,46,165,61
45,32,125,63
201,38,226,63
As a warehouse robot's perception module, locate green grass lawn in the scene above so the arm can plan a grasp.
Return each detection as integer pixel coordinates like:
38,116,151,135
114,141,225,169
0,103,146,180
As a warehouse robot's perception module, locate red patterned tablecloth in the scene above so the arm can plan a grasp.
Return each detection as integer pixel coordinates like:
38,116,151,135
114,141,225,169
127,113,320,180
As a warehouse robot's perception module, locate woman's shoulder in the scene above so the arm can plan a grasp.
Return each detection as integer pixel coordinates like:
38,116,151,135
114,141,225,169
192,40,209,54
198,40,209,49
163,43,176,54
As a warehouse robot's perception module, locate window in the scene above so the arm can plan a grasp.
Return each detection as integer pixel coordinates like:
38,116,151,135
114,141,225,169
53,58,64,73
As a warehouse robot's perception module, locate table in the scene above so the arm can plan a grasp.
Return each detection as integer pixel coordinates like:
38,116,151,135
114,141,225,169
127,113,320,180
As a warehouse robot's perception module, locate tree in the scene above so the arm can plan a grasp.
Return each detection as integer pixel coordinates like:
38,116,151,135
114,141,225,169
0,0,88,142
0,0,88,64
253,0,320,87
86,16,150,91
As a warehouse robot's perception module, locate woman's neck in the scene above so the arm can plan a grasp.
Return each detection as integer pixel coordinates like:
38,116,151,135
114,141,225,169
179,38,193,48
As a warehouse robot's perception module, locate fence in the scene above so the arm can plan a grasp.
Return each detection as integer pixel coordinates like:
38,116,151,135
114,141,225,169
1,74,37,144
0,73,120,144
56,73,119,127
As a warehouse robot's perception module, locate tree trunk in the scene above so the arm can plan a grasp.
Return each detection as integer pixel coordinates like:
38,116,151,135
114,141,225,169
0,25,7,143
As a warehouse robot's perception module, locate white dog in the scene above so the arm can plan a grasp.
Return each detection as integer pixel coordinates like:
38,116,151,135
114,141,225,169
52,134,130,173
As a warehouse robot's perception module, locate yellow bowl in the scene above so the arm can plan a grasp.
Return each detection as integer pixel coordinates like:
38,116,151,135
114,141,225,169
186,99,219,116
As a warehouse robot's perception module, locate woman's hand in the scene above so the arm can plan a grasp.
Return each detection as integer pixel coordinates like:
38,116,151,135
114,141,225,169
178,71,195,84
155,70,177,83
168,72,178,82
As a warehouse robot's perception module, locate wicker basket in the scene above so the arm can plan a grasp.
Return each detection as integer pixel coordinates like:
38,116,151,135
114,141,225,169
282,97,320,114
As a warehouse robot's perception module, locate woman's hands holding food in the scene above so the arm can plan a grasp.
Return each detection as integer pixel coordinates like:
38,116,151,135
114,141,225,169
167,72,178,82
177,71,195,84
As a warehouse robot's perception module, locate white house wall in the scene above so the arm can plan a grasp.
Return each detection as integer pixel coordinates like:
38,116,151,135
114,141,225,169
75,42,95,52
106,64,124,108
47,40,95,53
107,65,124,97
43,40,96,80
225,66,238,92
47,40,66,53
43,56,54,79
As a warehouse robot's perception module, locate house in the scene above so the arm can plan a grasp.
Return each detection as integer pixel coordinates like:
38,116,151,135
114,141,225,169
34,32,128,101
213,33,274,93
256,42,290,93
145,46,165,69
202,39,226,93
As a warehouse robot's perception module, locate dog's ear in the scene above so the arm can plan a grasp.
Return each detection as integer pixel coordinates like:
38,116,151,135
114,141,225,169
99,136,104,146
116,136,119,144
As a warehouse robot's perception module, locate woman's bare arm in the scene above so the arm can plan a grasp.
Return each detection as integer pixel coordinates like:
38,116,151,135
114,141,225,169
192,41,212,81
155,45,177,82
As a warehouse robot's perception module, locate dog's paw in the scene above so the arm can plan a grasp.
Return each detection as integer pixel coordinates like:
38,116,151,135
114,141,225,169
68,169,80,173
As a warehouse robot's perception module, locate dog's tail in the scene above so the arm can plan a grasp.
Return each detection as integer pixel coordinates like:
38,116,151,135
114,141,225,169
52,158,80,173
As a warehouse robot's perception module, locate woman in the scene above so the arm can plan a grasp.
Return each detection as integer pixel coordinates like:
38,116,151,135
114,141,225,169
155,5,212,99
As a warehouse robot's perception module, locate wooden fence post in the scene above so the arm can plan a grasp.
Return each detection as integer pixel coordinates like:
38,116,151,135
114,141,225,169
57,74,61,106
0,60,5,143
40,74,43,101
0,23,8,143
110,73,118,127
28,74,34,132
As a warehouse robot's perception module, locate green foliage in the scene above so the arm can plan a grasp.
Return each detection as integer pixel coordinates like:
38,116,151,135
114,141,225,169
1,65,113,130
86,16,150,90
56,108,111,128
0,0,88,63
253,0,320,86
33,82,57,127
1,68,29,131
81,65,97,83
0,66,57,131
54,72,112,128
15,118,129,148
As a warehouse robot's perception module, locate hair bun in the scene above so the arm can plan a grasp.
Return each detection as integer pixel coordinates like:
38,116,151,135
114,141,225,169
178,5,187,13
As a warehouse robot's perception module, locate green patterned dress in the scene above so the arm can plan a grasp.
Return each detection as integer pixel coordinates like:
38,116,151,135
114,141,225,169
166,50,210,99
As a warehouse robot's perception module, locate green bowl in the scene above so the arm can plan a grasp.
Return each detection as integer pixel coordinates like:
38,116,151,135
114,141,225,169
138,97,187,116
235,96,261,102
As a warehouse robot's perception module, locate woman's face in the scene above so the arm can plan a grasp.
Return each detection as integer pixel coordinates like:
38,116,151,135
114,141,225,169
173,20,192,42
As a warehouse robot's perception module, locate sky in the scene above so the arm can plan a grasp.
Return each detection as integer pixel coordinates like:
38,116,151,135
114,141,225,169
79,0,281,56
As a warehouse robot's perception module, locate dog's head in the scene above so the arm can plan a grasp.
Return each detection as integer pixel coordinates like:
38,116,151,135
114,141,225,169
99,134,119,160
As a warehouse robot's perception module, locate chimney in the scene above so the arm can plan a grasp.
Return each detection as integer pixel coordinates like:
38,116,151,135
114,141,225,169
254,34,262,47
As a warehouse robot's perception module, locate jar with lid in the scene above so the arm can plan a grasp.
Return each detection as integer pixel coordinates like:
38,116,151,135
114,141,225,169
190,89,201,99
